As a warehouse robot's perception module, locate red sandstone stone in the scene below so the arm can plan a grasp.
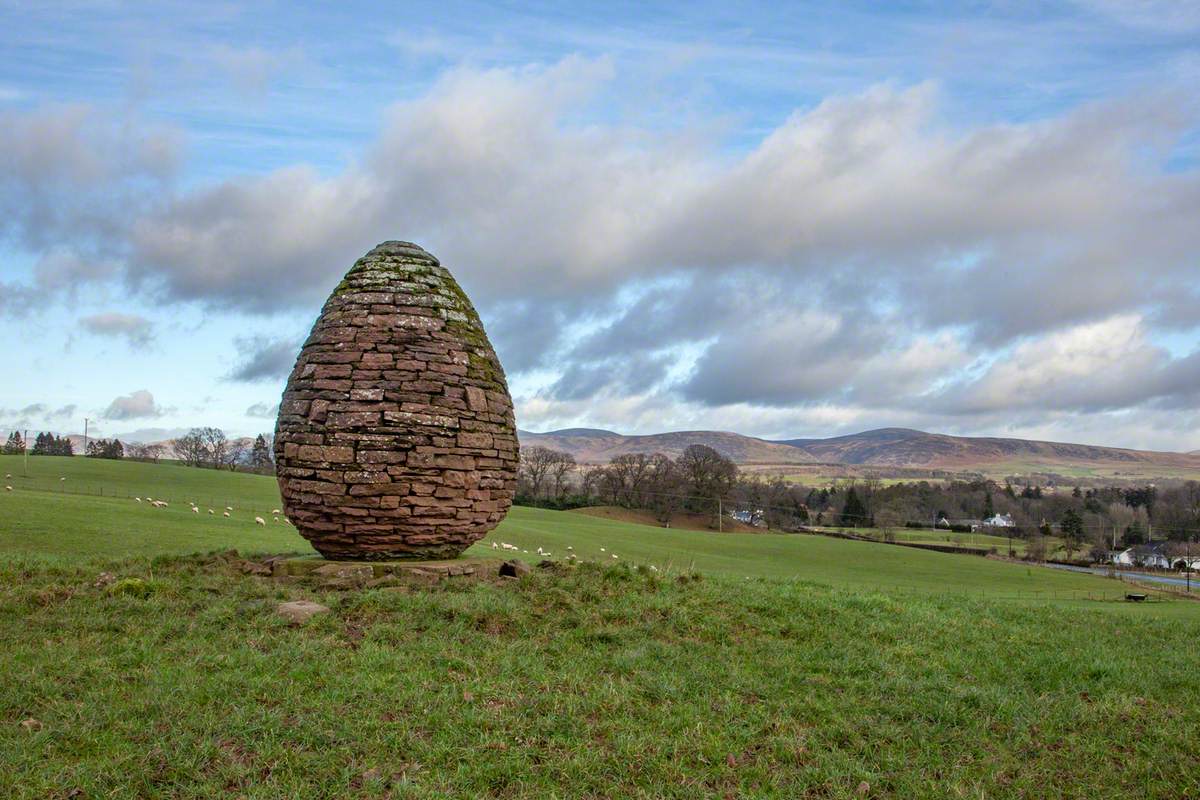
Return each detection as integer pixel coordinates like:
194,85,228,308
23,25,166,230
275,241,519,560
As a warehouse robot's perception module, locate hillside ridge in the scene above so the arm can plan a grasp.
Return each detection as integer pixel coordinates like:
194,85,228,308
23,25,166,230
520,426,1200,473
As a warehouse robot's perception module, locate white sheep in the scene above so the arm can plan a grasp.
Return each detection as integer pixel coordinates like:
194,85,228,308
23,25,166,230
254,516,266,526
491,542,498,549
208,509,214,515
59,477,66,481
611,554,618,559
223,512,230,518
273,516,279,522
135,497,142,503
600,547,606,552
271,508,281,515
4,473,11,479
192,507,199,514
225,506,233,512
4,485,12,492
147,496,154,501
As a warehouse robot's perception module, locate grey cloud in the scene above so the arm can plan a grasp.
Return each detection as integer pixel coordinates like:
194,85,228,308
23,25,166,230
6,61,1200,441
79,312,154,347
227,336,301,382
47,404,77,420
102,389,162,420
0,104,180,251
545,352,674,402
246,402,280,418
115,68,1199,357
929,316,1200,416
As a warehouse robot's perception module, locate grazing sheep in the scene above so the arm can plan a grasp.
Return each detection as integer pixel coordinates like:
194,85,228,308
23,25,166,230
147,496,154,502
600,547,605,552
59,477,66,481
135,497,142,502
4,485,12,492
491,542,498,549
4,473,10,479
225,506,233,512
273,516,279,522
192,507,199,514
208,509,214,515
254,516,266,526
271,508,281,515
611,554,618,559
222,512,230,518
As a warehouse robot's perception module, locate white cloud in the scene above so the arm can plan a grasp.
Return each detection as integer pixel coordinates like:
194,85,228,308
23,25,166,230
102,389,162,421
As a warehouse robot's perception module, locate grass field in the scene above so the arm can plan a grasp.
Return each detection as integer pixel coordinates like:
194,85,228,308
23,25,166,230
821,526,1066,558
0,456,1169,603
3,455,1200,797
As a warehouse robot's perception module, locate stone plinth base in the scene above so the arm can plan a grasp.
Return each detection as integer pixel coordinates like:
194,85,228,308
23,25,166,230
272,555,501,581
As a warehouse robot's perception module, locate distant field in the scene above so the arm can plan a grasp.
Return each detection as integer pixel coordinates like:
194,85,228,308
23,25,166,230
570,504,759,533
823,526,1067,557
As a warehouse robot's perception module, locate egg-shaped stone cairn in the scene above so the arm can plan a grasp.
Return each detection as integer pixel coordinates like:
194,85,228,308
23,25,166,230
274,241,519,560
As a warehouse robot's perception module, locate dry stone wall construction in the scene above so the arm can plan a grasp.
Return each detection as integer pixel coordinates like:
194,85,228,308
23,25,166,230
274,241,519,560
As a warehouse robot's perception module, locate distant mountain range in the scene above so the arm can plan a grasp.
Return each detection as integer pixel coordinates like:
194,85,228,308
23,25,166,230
518,428,812,464
519,426,1200,476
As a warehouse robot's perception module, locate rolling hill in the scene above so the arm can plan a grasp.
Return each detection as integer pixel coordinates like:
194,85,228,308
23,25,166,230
517,428,813,464
774,427,1200,472
519,426,1200,477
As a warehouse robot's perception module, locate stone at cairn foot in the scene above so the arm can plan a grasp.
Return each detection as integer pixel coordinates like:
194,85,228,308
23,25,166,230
276,600,330,625
274,241,519,561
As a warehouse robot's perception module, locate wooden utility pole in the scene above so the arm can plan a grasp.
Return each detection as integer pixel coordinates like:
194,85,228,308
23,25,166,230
83,417,89,456
717,497,723,533
23,429,28,476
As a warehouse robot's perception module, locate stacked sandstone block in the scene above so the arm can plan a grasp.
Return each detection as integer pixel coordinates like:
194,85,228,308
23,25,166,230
274,241,519,560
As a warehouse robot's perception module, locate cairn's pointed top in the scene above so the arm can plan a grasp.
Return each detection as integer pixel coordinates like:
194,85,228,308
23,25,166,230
366,240,440,264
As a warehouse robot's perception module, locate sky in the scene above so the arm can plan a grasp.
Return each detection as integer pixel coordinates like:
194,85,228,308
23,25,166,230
1,0,1199,449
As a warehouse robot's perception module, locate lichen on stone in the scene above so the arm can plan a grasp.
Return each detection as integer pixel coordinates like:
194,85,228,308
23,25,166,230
274,241,519,561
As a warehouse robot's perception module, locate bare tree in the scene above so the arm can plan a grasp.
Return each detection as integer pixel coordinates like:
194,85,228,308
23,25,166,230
223,439,248,471
173,430,207,467
645,453,684,525
199,427,227,470
519,446,571,500
548,450,576,499
677,444,738,511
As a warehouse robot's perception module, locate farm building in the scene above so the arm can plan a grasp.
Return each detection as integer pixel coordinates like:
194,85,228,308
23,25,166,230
1110,541,1200,570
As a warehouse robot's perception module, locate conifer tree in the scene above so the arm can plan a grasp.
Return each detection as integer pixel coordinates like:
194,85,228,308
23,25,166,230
840,487,868,528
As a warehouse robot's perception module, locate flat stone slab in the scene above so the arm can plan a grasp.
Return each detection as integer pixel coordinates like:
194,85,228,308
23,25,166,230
273,556,502,580
276,600,330,624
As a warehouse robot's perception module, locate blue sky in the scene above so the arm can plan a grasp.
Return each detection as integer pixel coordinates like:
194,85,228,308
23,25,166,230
2,0,1199,449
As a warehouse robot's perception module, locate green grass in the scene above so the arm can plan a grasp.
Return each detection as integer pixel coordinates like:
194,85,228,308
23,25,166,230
825,526,1067,557
1,557,1198,799
3,454,1200,797
0,455,1172,605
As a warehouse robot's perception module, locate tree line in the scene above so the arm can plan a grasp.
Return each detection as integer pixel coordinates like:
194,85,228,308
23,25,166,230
518,444,743,526
172,428,273,473
518,443,1200,557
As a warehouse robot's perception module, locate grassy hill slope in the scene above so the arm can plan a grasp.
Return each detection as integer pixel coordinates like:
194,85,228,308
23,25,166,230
1,557,1197,798
3,458,1200,797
